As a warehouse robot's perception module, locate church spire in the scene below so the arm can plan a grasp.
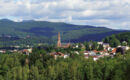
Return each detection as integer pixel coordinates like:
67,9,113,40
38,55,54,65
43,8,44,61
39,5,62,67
57,32,61,47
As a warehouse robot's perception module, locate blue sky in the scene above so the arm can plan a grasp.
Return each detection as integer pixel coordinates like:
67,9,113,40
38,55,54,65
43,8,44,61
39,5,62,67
0,0,130,29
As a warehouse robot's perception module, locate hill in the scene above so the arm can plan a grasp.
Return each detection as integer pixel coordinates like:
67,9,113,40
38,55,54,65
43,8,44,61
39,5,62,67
0,19,129,45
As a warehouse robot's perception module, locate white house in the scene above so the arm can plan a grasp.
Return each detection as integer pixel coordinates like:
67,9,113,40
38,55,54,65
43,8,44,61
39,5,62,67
121,46,129,51
75,51,79,55
97,42,103,45
64,54,69,58
103,43,110,48
0,50,6,53
93,57,99,61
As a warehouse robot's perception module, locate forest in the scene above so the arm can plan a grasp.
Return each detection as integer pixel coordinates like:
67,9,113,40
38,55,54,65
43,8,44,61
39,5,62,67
0,46,130,80
103,32,130,47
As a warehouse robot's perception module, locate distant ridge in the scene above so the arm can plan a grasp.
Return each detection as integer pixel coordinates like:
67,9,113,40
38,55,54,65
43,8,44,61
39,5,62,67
0,18,129,43
22,20,35,22
0,19,14,22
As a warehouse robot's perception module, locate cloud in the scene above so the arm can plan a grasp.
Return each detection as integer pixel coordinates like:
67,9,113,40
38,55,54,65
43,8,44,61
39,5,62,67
0,0,130,29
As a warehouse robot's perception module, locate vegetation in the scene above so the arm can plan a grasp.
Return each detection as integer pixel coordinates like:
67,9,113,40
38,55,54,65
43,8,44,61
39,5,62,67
84,41,104,51
103,32,130,47
0,46,130,80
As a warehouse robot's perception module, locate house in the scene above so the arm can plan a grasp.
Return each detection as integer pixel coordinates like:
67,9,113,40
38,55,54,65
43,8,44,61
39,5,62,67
97,42,103,45
50,52,65,59
0,50,6,53
76,45,79,48
88,51,96,56
93,50,98,53
64,54,69,58
104,52,110,56
111,48,117,55
84,51,89,55
122,41,127,45
28,48,32,53
93,56,99,61
98,51,106,55
121,46,129,51
93,50,107,55
22,48,32,55
75,51,79,55
84,55,89,59
9,49,18,53
103,43,110,48
14,46,20,48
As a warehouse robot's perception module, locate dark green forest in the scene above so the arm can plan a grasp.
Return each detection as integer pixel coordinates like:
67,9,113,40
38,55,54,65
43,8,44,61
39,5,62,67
0,47,130,80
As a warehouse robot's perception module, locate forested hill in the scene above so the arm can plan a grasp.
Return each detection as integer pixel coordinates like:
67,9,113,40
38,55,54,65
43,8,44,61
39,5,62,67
0,19,129,44
103,32,130,47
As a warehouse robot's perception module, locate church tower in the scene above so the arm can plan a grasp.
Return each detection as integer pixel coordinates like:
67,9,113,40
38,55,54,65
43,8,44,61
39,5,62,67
57,32,61,47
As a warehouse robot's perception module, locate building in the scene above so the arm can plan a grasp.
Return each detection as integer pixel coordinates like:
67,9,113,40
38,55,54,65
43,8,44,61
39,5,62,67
103,43,110,48
22,48,32,55
0,50,6,53
121,46,129,51
57,32,70,48
97,42,103,45
50,52,69,59
57,32,61,48
111,48,117,55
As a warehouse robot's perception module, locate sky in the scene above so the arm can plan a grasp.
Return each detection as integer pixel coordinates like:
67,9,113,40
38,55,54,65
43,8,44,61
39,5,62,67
0,0,130,29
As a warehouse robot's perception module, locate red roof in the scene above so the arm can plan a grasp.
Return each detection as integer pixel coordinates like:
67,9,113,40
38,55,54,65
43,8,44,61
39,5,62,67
111,48,117,53
85,55,89,57
50,52,64,56
93,50,98,53
23,49,28,52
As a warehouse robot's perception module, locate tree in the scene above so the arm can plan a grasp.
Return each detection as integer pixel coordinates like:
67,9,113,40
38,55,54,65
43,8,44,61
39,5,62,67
128,39,130,46
29,66,39,80
98,44,104,51
91,42,98,50
109,35,120,47
85,42,91,51
103,37,109,43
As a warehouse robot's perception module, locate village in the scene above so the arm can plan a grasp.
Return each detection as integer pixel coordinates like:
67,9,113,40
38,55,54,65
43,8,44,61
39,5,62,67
50,32,130,61
50,41,130,61
0,32,129,61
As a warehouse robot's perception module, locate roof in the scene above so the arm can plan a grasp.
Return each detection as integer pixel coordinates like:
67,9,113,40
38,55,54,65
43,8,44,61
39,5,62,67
103,43,109,45
93,50,106,53
111,48,117,53
23,49,28,52
88,51,96,56
93,50,98,53
50,52,64,57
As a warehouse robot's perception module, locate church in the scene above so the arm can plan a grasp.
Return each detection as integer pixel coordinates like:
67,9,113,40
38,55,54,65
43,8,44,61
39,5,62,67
57,32,70,48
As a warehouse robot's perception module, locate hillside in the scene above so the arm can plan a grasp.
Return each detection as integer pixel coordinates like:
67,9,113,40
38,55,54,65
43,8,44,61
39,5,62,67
0,19,129,45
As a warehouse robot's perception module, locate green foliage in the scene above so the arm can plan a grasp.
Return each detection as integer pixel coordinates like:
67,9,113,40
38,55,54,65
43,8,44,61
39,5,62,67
84,42,91,51
103,32,130,47
85,41,101,51
0,47,130,80
91,41,98,50
98,44,104,51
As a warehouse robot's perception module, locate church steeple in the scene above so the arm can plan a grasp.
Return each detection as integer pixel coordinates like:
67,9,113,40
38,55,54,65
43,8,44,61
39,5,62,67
57,32,61,47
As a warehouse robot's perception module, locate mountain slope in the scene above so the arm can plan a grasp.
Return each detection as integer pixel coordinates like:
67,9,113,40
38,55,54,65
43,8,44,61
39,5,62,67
0,19,129,45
